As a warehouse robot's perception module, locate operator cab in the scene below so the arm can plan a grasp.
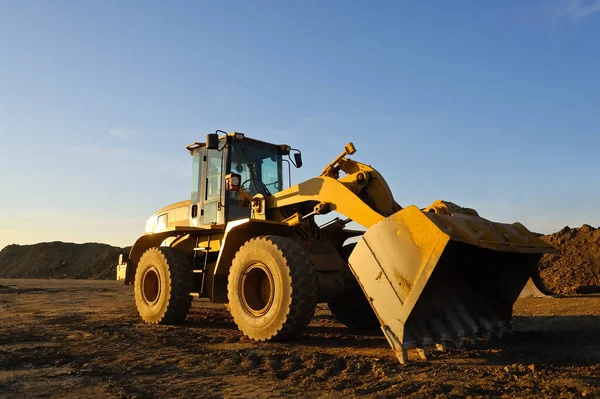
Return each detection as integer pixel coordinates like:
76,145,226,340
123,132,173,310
186,132,300,228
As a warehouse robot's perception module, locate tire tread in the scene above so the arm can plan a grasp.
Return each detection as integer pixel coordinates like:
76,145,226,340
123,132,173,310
136,247,192,325
227,235,317,341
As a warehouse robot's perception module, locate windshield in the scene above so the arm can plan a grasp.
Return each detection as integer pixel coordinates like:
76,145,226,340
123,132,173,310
227,139,283,222
229,140,283,196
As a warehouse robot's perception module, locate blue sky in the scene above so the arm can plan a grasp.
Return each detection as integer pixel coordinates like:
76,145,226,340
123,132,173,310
1,0,599,249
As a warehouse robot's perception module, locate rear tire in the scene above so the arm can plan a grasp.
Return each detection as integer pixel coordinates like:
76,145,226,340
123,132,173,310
328,243,380,329
134,247,193,324
227,235,317,341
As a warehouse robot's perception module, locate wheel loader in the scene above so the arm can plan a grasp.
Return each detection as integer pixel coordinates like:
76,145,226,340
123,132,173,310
116,131,556,363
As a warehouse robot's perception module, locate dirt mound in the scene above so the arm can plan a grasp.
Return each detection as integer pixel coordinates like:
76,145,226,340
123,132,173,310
2,224,599,291
0,242,129,280
539,225,600,295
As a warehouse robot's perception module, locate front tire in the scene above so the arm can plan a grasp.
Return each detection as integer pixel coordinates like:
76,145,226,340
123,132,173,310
227,235,317,341
134,247,193,324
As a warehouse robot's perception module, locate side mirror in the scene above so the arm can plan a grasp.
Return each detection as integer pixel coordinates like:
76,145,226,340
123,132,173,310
206,133,219,150
293,152,303,168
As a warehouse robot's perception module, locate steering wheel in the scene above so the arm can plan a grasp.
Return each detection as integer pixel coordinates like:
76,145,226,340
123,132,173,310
241,179,280,192
241,178,253,191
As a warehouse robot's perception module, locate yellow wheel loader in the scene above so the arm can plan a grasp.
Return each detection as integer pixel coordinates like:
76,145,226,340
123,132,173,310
117,131,556,363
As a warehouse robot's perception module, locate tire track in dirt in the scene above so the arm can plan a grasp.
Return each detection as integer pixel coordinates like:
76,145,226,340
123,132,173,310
1,280,600,398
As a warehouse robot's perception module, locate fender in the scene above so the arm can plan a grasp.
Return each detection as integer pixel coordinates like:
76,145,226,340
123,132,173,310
123,226,221,285
213,218,291,277
210,218,292,302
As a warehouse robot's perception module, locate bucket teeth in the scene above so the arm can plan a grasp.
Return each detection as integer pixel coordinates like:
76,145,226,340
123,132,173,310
399,294,518,360
494,320,512,339
417,348,429,360
402,331,417,349
412,321,434,346
478,316,493,332
396,348,409,365
429,318,451,342
434,299,465,338
397,295,517,361
448,295,479,335
395,314,513,363
492,318,504,330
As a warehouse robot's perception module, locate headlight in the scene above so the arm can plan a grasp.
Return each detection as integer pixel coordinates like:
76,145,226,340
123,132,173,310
279,144,292,154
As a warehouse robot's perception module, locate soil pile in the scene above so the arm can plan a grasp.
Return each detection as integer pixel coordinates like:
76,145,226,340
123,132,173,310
0,242,128,280
1,224,599,291
539,225,600,294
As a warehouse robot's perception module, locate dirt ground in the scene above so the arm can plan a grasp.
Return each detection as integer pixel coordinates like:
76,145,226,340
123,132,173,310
1,279,599,399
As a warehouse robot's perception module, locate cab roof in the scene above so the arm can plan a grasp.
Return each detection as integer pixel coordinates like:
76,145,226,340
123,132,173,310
185,132,291,155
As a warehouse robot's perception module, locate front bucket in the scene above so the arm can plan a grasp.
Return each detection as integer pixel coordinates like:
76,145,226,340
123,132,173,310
348,205,556,364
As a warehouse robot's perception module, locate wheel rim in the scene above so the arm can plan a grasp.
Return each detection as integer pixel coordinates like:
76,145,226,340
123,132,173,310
240,262,275,316
142,266,161,306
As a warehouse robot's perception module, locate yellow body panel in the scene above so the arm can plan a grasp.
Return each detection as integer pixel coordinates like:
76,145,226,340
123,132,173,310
267,176,385,228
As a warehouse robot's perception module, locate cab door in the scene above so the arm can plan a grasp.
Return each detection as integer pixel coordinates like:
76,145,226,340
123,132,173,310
201,148,225,225
189,147,226,227
189,149,203,227
189,147,227,227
